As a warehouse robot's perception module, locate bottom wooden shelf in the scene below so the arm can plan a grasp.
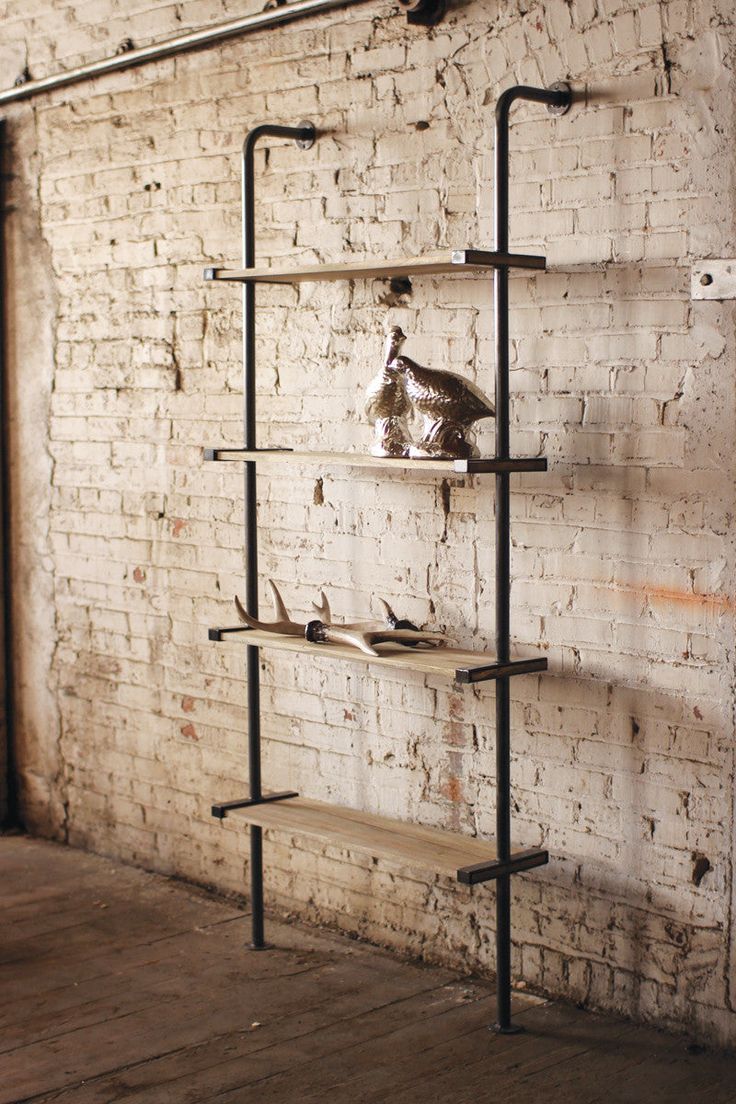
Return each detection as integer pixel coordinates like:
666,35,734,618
212,794,548,885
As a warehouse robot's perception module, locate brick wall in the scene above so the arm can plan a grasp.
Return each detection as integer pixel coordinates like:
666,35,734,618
3,0,736,1046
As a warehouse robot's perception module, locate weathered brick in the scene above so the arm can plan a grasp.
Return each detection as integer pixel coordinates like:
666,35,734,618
3,0,736,1051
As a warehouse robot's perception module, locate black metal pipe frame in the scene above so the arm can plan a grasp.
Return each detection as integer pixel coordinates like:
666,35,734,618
241,122,316,949
493,82,571,1033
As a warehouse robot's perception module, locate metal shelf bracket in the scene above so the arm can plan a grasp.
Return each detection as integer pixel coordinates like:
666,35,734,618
212,791,299,819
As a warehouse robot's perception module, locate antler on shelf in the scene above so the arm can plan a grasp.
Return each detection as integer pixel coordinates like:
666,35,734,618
305,621,447,658
311,591,332,623
313,593,420,634
376,597,397,624
234,579,303,636
234,580,448,657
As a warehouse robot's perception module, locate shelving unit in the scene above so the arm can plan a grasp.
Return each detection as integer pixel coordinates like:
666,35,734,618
206,87,572,1034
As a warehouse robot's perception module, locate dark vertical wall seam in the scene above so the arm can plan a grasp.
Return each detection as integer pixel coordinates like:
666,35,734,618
0,119,19,829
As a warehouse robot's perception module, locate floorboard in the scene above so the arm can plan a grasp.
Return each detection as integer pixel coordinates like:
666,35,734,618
2,835,734,1104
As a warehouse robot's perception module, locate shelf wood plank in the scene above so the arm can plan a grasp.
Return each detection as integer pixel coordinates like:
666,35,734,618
203,448,547,475
224,795,498,878
208,625,547,684
203,248,546,285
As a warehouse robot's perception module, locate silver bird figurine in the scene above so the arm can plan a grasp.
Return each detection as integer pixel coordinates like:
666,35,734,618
386,326,495,459
364,328,412,458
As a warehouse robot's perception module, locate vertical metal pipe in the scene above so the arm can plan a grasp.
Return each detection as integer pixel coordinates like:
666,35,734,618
494,90,513,1034
240,122,316,949
241,133,263,948
491,82,571,1033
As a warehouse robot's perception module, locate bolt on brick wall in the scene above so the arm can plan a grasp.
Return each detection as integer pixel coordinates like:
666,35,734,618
3,0,736,1047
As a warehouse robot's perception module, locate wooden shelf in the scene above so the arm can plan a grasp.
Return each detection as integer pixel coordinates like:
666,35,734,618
203,248,546,285
215,795,548,885
208,626,547,685
203,448,547,475
227,796,495,877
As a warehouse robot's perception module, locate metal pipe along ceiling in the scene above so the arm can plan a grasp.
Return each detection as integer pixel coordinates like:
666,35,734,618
0,0,372,107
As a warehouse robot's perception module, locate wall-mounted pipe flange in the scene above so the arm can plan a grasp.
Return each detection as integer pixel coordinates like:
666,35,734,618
295,120,316,150
546,81,572,116
691,260,736,299
396,0,446,26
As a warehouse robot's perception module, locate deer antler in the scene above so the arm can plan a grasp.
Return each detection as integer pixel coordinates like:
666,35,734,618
234,580,449,656
311,591,332,623
306,621,447,657
312,591,400,632
234,579,304,636
376,597,397,625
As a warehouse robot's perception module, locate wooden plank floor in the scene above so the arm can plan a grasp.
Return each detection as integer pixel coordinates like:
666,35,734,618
2,836,735,1104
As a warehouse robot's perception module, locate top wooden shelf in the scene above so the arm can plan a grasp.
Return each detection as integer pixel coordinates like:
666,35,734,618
203,448,547,475
203,248,546,285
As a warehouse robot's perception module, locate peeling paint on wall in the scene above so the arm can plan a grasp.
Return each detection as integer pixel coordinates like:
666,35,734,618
1,0,736,1048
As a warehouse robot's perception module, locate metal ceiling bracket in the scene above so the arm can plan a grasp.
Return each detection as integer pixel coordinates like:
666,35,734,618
691,260,736,300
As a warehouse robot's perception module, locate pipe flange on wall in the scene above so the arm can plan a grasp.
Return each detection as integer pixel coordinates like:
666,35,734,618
691,260,736,299
396,0,446,25
267,0,446,23
546,81,573,116
295,120,317,150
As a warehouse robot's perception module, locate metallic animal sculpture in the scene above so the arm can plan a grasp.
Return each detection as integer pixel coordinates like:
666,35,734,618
365,326,496,460
235,580,447,658
364,328,413,457
388,327,495,459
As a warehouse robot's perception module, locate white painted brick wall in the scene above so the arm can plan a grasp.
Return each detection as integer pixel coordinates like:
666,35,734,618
3,0,736,1047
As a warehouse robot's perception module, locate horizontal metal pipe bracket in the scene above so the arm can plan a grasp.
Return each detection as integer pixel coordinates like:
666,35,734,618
208,625,250,641
203,446,294,461
455,657,548,684
212,791,299,819
457,848,549,885
455,457,547,474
